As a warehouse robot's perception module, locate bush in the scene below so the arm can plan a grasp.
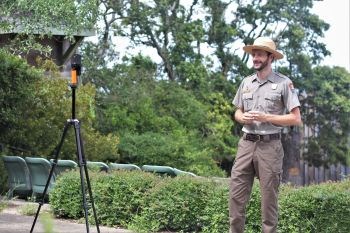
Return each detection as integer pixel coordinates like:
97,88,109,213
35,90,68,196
49,171,84,219
0,50,119,163
49,170,350,233
279,181,350,233
129,176,216,233
50,170,159,226
91,170,159,227
200,179,229,233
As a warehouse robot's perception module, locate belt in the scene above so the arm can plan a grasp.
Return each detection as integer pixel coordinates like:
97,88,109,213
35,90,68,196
243,133,281,142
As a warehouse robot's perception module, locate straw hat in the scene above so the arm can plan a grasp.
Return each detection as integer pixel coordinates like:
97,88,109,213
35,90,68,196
243,37,284,60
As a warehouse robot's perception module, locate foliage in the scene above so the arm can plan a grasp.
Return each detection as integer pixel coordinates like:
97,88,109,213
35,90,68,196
91,170,159,227
300,66,350,166
0,49,42,152
50,170,350,233
82,54,229,176
79,0,346,175
50,170,160,226
129,176,217,233
95,0,329,79
49,171,84,219
279,181,350,233
0,50,119,162
200,179,229,233
0,199,7,212
0,0,98,55
39,212,55,233
1,0,348,180
19,203,39,216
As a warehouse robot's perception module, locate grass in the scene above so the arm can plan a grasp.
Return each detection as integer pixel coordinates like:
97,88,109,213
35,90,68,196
19,203,39,216
0,201,7,212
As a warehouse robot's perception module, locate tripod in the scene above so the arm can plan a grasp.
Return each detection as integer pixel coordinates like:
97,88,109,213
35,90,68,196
30,54,100,233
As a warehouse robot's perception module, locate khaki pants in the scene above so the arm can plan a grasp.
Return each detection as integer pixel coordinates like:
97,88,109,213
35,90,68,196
229,138,283,233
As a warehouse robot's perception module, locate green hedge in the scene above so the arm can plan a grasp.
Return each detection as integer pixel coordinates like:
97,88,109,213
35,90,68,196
92,170,159,226
128,176,218,232
279,181,350,233
50,171,350,233
50,170,160,225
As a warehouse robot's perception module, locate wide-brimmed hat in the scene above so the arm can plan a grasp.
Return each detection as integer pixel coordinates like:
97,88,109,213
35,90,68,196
243,37,284,60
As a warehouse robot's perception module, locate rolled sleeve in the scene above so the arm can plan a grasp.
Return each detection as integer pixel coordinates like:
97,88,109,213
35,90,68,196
233,81,244,109
283,80,300,112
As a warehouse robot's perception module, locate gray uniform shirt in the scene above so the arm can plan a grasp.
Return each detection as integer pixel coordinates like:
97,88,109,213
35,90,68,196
233,71,300,135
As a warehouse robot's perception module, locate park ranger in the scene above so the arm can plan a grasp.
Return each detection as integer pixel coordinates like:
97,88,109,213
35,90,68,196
229,37,302,233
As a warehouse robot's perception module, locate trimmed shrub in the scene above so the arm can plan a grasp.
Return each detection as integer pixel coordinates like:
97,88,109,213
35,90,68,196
49,170,159,226
91,170,159,227
279,181,350,233
49,171,83,219
200,179,229,233
128,176,217,233
50,170,350,233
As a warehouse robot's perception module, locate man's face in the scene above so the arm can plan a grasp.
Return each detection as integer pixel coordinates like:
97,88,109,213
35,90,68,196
252,49,272,71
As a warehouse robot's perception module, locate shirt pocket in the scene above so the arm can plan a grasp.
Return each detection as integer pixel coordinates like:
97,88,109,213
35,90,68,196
242,93,253,111
264,93,282,113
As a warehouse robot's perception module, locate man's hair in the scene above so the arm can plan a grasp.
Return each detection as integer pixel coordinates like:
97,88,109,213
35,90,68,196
267,51,275,62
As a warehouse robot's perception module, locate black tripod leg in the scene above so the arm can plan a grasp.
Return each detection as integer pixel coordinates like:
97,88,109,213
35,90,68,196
79,134,101,232
30,121,71,233
73,120,100,233
73,121,90,233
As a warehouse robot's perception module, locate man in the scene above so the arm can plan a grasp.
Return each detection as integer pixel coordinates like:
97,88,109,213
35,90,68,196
229,37,302,233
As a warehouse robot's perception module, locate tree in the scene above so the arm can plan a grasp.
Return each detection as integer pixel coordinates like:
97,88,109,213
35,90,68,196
0,50,119,162
94,0,209,81
83,53,226,176
300,66,350,166
0,0,98,54
80,0,337,177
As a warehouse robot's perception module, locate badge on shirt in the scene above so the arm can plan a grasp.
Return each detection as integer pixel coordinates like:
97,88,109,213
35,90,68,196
271,84,278,90
243,86,250,93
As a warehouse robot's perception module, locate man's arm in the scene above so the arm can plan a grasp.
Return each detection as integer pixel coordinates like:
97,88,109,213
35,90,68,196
250,107,302,126
234,108,255,125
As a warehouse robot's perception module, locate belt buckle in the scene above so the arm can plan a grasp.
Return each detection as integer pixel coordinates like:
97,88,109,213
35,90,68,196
257,135,263,141
245,134,260,142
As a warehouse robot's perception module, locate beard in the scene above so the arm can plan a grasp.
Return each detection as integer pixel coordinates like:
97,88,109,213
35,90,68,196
253,58,269,71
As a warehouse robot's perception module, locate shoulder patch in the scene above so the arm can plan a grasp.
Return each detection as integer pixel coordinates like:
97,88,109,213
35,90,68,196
288,82,295,90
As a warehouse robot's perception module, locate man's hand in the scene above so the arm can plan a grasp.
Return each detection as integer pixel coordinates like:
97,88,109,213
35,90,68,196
235,108,271,125
242,111,256,124
249,111,268,123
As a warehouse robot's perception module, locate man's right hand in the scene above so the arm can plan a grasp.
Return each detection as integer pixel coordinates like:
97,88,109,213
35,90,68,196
242,111,255,124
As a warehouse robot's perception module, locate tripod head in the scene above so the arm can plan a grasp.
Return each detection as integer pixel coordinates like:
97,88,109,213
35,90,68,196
70,54,82,87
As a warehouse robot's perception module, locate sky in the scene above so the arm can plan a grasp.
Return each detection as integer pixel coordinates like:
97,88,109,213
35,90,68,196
311,0,350,71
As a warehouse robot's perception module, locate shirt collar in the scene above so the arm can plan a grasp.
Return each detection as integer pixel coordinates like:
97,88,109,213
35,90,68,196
251,72,277,83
